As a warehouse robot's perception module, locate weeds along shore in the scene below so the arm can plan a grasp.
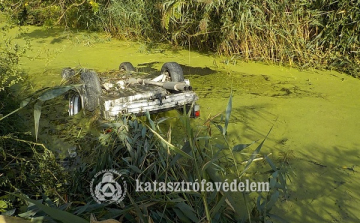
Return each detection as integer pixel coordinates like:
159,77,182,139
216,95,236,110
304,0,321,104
1,0,359,77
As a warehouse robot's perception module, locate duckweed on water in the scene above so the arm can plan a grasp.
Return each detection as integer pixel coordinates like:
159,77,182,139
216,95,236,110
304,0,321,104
1,16,360,222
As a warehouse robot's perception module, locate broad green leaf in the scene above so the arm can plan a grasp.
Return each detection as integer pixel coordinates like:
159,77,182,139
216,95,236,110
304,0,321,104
145,111,155,129
175,202,199,222
195,136,211,140
73,202,105,215
168,198,186,203
37,85,82,102
266,191,280,210
202,160,215,172
18,208,39,218
201,153,222,172
270,176,277,188
210,195,226,218
12,193,88,223
127,193,146,223
141,126,146,138
205,164,246,220
214,143,227,150
256,196,264,212
103,208,128,219
224,93,232,135
232,140,257,152
155,117,171,124
216,124,224,134
265,155,277,171
173,208,192,223
73,202,90,215
170,141,192,166
272,171,279,178
240,126,273,176
143,139,149,152
128,165,142,174
2,208,15,216
20,97,31,108
58,203,72,211
43,194,56,208
279,171,286,187
34,101,43,141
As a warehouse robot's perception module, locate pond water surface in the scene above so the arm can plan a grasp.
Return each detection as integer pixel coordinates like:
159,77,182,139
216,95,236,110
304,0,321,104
2,18,360,222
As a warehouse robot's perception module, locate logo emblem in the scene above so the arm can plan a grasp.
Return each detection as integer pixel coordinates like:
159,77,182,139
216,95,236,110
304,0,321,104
90,169,127,204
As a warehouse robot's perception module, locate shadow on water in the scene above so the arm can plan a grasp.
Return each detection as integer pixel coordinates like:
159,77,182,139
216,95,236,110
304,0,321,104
181,95,360,222
180,64,216,76
273,144,360,222
227,104,277,143
134,62,217,77
16,26,70,44
136,61,160,74
218,108,360,223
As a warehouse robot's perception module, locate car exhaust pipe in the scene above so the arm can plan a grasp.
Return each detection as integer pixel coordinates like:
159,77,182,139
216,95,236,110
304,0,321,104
126,78,192,91
162,82,192,91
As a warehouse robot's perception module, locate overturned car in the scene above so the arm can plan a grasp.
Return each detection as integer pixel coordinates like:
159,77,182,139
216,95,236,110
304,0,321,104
62,62,200,120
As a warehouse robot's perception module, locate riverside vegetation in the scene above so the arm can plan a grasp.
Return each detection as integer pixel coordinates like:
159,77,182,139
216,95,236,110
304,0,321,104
1,0,359,77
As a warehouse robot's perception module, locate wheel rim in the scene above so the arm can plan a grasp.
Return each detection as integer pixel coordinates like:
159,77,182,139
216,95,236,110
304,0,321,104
69,94,81,116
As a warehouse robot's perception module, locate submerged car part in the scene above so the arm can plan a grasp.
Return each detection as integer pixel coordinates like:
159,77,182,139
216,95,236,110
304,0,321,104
66,62,200,119
69,93,82,116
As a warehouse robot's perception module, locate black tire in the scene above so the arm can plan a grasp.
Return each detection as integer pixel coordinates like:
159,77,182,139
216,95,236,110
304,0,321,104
61,67,75,80
80,69,102,112
161,62,184,82
119,62,136,72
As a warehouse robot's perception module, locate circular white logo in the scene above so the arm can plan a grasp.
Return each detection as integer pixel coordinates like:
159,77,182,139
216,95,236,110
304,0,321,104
90,169,127,204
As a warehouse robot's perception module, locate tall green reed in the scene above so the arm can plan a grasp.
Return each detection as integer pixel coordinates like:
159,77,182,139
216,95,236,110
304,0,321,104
1,91,287,222
3,0,358,76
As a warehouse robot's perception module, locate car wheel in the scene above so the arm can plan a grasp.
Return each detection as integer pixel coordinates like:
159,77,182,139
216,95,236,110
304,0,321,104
119,62,136,72
61,67,75,80
161,62,184,82
80,69,102,112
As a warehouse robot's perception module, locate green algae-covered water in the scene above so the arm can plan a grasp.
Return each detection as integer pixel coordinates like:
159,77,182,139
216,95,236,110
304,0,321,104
2,17,360,222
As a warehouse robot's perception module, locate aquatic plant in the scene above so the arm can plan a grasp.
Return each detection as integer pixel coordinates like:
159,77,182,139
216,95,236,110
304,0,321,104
0,24,30,91
1,89,287,222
